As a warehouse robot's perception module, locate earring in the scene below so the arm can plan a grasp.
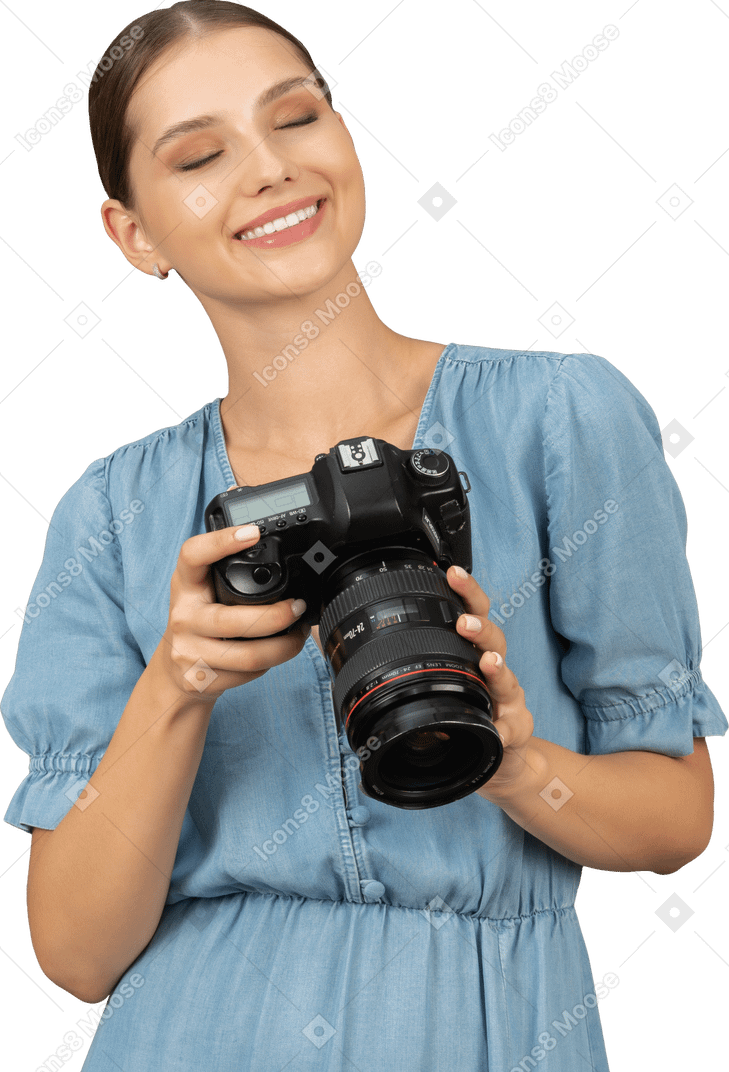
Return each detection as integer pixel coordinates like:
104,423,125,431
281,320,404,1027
152,264,169,280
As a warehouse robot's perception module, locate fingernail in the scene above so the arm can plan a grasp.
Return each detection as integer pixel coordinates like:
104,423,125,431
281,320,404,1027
234,524,260,541
290,598,307,616
484,651,503,668
461,614,481,632
451,565,469,581
498,732,505,745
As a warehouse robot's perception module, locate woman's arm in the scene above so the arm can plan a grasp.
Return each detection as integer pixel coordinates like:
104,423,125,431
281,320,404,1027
27,524,308,1005
27,651,217,1004
482,734,712,875
446,566,715,874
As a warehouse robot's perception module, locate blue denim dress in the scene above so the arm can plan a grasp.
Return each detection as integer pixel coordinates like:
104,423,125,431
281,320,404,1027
3,344,726,1071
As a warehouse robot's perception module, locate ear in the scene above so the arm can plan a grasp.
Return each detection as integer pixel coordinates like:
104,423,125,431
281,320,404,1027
100,199,168,278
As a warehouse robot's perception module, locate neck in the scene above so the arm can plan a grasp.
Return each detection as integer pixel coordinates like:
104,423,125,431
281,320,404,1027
201,259,436,460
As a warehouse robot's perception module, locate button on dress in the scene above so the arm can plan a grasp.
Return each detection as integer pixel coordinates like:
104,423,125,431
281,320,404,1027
3,344,726,1071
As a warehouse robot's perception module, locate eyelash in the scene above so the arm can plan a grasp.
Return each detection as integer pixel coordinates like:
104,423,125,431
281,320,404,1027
177,113,320,172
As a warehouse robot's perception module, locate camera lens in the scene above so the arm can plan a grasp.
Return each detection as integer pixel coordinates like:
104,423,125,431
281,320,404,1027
318,547,503,809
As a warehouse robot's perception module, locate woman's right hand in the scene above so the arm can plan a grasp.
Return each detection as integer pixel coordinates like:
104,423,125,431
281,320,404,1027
153,524,311,703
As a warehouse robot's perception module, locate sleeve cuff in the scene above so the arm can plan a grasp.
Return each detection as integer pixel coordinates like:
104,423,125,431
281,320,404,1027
3,753,104,834
582,669,729,757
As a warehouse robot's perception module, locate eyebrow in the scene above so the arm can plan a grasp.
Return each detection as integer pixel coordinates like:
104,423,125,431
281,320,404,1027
151,75,320,156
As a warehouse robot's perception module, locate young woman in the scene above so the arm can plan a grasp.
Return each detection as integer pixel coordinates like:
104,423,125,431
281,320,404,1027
2,3,726,1070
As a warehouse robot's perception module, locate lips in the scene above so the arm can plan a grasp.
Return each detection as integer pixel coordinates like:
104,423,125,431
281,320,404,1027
233,197,325,238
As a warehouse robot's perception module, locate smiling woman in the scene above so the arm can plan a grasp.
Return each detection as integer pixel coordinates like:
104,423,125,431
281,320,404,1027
88,9,334,210
86,3,440,475
2,3,727,1072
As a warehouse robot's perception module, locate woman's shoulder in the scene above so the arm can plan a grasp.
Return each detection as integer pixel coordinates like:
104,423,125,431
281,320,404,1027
448,341,622,377
54,399,218,517
102,398,216,464
446,343,650,412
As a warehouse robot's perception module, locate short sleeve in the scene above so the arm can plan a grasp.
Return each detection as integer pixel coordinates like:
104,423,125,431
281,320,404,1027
543,353,728,758
1,457,147,833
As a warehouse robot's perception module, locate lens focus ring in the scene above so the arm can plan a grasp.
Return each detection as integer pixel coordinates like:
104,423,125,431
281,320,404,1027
319,568,453,648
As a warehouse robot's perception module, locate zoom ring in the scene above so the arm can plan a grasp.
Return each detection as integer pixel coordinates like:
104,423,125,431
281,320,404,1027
331,626,483,715
320,568,454,647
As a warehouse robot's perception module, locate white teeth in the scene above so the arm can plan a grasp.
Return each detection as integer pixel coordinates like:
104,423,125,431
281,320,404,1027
236,201,320,240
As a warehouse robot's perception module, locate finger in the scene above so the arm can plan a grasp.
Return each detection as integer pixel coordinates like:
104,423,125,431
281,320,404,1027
455,610,506,658
447,566,507,656
176,525,261,588
477,650,524,706
479,655,535,750
446,564,492,620
176,623,310,676
204,596,304,634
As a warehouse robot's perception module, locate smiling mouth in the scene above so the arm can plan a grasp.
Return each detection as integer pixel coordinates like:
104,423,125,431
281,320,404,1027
234,199,325,241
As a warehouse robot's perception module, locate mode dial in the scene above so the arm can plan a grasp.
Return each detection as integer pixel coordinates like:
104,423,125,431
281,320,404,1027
408,448,450,485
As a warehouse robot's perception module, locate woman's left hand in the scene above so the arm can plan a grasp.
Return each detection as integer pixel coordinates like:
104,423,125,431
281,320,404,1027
446,565,536,803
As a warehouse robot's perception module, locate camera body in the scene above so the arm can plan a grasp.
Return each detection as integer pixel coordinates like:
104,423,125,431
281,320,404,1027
204,435,472,627
204,435,502,810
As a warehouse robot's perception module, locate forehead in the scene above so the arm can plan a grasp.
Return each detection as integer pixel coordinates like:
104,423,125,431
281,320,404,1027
127,25,310,141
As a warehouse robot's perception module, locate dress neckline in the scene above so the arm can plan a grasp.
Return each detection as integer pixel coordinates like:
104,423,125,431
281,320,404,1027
211,340,450,490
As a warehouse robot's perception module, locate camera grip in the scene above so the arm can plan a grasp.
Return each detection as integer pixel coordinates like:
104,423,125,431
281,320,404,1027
211,549,302,642
212,544,285,603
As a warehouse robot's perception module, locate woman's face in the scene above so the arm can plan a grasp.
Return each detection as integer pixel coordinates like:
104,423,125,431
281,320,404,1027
113,26,365,301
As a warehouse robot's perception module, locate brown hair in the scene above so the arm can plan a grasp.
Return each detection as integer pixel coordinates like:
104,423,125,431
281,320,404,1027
88,0,333,211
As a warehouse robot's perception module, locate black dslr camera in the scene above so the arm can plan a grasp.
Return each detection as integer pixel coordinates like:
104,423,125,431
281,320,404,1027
204,435,502,810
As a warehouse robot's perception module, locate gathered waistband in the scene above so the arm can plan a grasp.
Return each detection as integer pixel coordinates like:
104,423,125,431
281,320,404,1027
168,887,578,930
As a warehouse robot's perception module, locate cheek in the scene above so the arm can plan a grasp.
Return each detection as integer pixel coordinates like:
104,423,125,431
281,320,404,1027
329,142,366,215
311,124,362,182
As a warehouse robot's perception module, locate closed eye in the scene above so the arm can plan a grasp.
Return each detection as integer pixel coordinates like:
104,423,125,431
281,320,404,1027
177,113,320,172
